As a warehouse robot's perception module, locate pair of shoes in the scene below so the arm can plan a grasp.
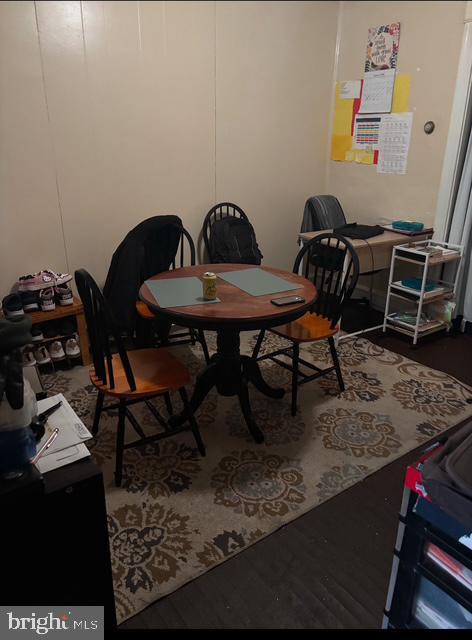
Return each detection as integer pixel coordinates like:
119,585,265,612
36,319,76,340
22,337,81,366
51,337,81,360
1,283,73,317
33,283,73,312
18,270,72,292
38,282,73,312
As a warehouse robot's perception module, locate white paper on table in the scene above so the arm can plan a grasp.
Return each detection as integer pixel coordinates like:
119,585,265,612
36,443,90,474
377,112,413,175
340,80,361,100
353,113,382,149
359,69,395,113
36,393,92,456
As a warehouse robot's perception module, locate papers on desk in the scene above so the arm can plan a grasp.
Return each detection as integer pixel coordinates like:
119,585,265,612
35,394,92,474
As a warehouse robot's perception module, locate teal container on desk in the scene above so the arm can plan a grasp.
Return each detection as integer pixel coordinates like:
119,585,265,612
392,221,425,232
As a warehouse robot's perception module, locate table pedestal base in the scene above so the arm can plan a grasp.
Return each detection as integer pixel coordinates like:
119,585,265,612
169,330,284,443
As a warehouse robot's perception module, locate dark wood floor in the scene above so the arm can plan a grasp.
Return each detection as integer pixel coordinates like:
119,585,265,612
121,318,472,629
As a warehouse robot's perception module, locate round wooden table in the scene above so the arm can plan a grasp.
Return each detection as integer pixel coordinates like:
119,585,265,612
139,264,317,442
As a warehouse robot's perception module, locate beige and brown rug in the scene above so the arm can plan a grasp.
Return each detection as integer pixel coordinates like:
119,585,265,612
44,333,472,624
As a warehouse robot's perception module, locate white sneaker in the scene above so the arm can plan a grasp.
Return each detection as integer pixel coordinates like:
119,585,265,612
49,340,66,361
34,345,51,364
65,337,81,358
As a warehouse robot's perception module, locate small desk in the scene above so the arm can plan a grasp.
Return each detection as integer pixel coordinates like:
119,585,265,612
299,229,432,274
139,264,316,443
298,229,433,341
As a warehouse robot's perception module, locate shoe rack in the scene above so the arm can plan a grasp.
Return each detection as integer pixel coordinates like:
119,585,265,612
27,296,91,366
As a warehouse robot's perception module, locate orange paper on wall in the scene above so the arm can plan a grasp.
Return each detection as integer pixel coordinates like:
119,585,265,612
392,74,411,113
354,150,375,165
331,135,353,161
333,82,354,136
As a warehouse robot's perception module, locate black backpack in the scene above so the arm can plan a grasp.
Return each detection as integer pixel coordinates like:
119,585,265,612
209,217,263,264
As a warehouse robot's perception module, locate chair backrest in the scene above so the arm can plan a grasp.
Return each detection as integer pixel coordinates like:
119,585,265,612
302,196,347,232
294,232,360,328
75,269,136,391
103,216,194,332
169,224,196,269
202,202,249,260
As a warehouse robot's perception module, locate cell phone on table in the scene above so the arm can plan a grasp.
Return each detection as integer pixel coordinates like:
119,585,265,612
270,295,305,306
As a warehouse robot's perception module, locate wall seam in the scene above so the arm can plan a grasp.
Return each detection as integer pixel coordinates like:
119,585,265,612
324,0,344,192
214,0,217,203
33,0,70,273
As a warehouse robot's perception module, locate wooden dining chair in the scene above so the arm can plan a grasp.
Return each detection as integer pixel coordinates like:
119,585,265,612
251,233,360,416
75,268,206,487
136,224,210,363
202,202,250,262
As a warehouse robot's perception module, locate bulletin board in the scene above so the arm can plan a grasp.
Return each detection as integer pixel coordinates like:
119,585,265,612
330,23,413,175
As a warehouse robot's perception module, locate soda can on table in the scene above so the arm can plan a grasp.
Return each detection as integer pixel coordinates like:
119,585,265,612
202,272,217,300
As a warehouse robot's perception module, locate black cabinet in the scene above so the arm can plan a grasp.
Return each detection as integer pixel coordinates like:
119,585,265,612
384,483,472,629
0,459,116,629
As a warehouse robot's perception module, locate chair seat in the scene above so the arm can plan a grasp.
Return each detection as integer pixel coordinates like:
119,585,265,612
136,300,155,320
271,312,339,343
90,348,190,398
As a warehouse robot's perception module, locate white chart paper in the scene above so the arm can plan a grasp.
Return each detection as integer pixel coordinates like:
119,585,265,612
340,80,361,100
377,112,413,175
359,69,395,114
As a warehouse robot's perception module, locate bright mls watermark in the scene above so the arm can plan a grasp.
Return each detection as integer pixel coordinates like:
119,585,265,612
1,607,103,639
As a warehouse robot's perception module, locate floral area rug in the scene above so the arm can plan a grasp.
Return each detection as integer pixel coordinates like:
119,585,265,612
44,333,472,624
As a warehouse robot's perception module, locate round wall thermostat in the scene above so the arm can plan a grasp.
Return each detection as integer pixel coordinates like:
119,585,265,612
424,121,435,134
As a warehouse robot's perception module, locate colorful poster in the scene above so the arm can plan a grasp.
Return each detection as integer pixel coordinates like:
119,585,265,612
365,23,400,73
353,114,382,150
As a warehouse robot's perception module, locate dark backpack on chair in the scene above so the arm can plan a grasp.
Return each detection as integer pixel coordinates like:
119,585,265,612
209,216,263,264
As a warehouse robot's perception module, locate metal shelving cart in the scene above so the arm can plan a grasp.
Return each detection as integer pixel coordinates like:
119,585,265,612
383,240,463,345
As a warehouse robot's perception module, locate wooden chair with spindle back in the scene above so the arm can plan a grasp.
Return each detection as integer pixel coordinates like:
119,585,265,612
251,233,360,416
202,202,250,263
75,268,206,487
136,224,210,363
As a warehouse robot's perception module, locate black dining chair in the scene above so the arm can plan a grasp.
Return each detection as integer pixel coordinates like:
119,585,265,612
75,268,206,487
301,195,380,306
251,233,360,416
136,224,210,363
202,202,253,263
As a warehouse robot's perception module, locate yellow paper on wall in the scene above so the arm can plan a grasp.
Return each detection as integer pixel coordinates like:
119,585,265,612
333,82,354,136
354,150,374,165
345,150,355,162
331,135,353,161
392,74,411,113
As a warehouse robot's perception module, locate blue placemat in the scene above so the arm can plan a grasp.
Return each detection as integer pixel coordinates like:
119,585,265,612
144,277,220,308
217,268,300,297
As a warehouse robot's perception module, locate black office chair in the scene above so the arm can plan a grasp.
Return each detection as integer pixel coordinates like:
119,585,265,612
301,195,379,305
136,224,210,362
75,268,206,487
301,196,347,233
252,233,360,416
202,202,251,263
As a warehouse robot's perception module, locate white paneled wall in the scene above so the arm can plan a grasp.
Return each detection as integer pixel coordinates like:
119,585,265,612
0,1,338,292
